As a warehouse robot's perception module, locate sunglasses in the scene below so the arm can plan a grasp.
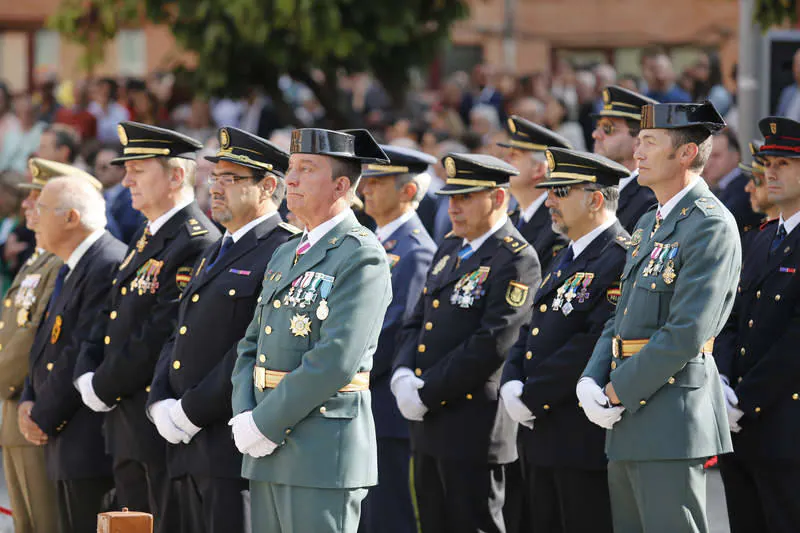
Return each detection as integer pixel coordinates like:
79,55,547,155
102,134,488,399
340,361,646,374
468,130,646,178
749,174,764,187
551,185,600,198
596,121,617,136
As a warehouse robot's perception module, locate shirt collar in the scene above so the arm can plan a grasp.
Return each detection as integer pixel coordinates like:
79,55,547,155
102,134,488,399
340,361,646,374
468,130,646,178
521,193,547,224
224,211,279,243
66,229,105,274
148,198,193,236
376,210,415,243
717,168,740,191
657,176,700,221
779,209,800,235
570,216,618,259
462,215,508,251
302,208,353,249
618,169,638,192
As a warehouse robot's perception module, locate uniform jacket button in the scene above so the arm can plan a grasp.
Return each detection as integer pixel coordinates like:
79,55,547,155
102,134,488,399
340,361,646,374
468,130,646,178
414,368,422,376
639,400,647,406
525,351,533,360
173,360,181,370
466,394,473,400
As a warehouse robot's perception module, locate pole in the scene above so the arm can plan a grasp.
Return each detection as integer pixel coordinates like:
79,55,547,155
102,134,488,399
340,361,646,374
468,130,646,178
737,0,759,161
503,0,516,70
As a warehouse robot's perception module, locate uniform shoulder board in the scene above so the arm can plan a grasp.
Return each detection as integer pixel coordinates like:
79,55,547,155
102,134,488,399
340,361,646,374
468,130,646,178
694,197,722,217
444,230,458,239
614,234,631,249
278,221,302,235
760,218,778,231
345,226,375,244
186,219,210,237
501,235,529,254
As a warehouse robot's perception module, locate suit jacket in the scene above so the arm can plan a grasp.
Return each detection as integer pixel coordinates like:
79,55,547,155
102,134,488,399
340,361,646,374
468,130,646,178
110,187,145,245
617,171,656,234
231,210,392,489
714,220,800,462
0,250,61,447
394,221,541,464
716,170,763,236
22,233,126,480
75,203,220,463
583,180,740,461
147,215,298,479
503,222,629,470
509,201,568,273
372,214,436,440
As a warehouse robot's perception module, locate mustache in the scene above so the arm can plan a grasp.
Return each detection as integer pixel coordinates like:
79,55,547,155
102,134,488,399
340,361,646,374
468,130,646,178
549,208,562,217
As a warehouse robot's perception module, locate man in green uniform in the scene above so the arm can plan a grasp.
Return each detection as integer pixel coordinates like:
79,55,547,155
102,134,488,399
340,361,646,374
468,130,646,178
0,158,72,533
231,128,392,533
579,102,741,533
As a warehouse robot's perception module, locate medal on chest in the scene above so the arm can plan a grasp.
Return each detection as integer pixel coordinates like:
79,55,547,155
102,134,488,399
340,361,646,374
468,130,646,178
289,313,312,337
450,266,490,308
14,273,41,326
130,259,164,295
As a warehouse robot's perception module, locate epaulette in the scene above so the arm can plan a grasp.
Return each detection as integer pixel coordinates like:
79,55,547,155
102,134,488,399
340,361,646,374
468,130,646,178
501,235,529,254
614,234,631,249
186,218,209,237
760,218,778,231
694,197,722,217
444,231,457,239
278,221,302,235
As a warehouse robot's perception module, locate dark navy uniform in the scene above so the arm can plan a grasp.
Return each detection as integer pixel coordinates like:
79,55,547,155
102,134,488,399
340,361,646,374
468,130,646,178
617,170,656,233
359,147,438,533
23,232,126,533
74,122,221,532
509,203,567,273
147,126,296,533
502,147,632,533
393,153,541,533
715,117,800,533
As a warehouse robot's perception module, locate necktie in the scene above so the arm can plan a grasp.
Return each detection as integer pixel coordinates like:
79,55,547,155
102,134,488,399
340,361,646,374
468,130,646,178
771,224,788,255
47,264,71,312
207,236,233,271
555,245,574,272
294,234,311,265
650,210,663,238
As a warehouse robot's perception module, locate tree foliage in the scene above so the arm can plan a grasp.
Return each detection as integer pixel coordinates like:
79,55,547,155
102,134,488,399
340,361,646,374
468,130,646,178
754,0,798,28
49,0,469,127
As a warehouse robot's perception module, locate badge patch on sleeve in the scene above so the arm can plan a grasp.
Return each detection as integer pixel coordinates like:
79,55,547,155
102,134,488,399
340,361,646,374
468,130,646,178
606,282,621,306
176,267,193,291
387,254,400,269
505,281,529,308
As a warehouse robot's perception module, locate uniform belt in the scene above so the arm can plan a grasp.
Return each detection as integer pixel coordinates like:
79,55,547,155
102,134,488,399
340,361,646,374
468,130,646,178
253,367,370,392
612,336,715,358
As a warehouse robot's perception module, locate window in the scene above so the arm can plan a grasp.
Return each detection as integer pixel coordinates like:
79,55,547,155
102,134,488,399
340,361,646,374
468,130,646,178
117,29,146,76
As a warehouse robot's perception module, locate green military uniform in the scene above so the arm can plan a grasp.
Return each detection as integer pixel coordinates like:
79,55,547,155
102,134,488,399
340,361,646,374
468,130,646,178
582,103,740,533
231,128,392,533
0,158,83,533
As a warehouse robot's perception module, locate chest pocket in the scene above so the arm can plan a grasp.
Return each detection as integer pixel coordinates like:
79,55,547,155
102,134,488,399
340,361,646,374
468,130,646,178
218,273,261,300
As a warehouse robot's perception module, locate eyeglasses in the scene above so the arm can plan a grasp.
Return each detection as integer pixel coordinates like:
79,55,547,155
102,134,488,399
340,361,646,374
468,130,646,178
551,185,599,199
749,174,764,187
208,173,256,187
596,121,620,136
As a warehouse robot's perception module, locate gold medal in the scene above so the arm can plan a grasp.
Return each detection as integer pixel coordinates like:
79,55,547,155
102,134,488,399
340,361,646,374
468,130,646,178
316,300,329,320
289,313,312,337
51,315,62,344
16,308,29,327
663,261,676,285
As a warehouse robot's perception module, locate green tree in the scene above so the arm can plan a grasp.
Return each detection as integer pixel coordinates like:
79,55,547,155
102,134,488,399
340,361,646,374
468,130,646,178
50,0,469,127
754,0,798,27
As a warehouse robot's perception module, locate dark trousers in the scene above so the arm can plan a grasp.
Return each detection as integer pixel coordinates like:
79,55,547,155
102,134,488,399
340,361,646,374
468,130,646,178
719,453,800,533
502,435,529,533
56,477,114,533
172,474,248,533
413,452,506,533
526,464,612,533
359,437,416,533
113,457,177,533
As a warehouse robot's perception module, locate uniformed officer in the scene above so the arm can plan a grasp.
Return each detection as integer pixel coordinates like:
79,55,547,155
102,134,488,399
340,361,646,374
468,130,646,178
579,102,740,533
501,148,630,533
230,128,392,533
358,145,437,533
73,122,220,533
392,153,541,533
22,174,127,533
1,159,67,533
714,116,800,533
592,85,658,232
741,140,779,222
500,115,570,272
146,127,297,533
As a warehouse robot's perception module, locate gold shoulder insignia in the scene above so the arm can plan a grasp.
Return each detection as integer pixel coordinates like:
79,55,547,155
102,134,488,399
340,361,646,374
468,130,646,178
186,220,209,237
502,237,529,254
694,198,721,216
615,235,631,249
278,221,302,235
444,231,457,239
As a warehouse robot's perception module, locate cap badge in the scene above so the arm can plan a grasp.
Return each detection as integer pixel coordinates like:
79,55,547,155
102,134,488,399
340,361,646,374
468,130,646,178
602,89,610,105
220,128,230,149
507,117,517,133
444,157,457,178
117,124,128,146
770,122,777,135
29,161,39,178
545,150,556,172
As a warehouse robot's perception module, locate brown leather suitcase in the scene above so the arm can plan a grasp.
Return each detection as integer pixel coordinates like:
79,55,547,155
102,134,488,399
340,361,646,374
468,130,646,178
97,508,153,533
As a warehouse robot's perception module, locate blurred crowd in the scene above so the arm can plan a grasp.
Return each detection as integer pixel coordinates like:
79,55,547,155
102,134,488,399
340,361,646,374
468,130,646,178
0,44,789,290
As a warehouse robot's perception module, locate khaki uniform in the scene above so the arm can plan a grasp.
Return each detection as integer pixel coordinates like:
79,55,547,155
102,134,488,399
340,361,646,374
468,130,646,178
0,250,61,533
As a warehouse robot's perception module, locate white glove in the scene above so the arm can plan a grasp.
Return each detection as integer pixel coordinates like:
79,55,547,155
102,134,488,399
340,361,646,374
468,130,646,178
576,378,625,429
169,399,202,444
500,381,535,429
390,369,428,421
75,372,115,413
150,399,190,444
228,411,277,458
720,376,743,433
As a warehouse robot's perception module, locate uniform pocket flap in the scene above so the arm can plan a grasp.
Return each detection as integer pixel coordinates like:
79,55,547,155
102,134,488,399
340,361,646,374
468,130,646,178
309,392,360,419
672,359,706,388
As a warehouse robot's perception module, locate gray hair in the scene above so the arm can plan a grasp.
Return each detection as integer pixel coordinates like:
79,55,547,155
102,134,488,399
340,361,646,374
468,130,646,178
585,184,619,213
50,176,108,231
394,171,431,207
160,157,197,201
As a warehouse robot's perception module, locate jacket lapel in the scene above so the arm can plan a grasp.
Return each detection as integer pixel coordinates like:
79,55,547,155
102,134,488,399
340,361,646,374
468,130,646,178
753,225,800,288
439,223,506,289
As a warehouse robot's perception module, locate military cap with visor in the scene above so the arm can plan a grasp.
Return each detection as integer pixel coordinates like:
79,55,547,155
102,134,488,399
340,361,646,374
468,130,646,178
111,121,203,165
436,153,519,196
24,157,103,191
639,102,726,138
537,148,630,189
361,145,437,178
739,140,765,175
498,115,573,152
593,85,658,121
204,127,289,176
289,128,389,164
758,117,800,159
